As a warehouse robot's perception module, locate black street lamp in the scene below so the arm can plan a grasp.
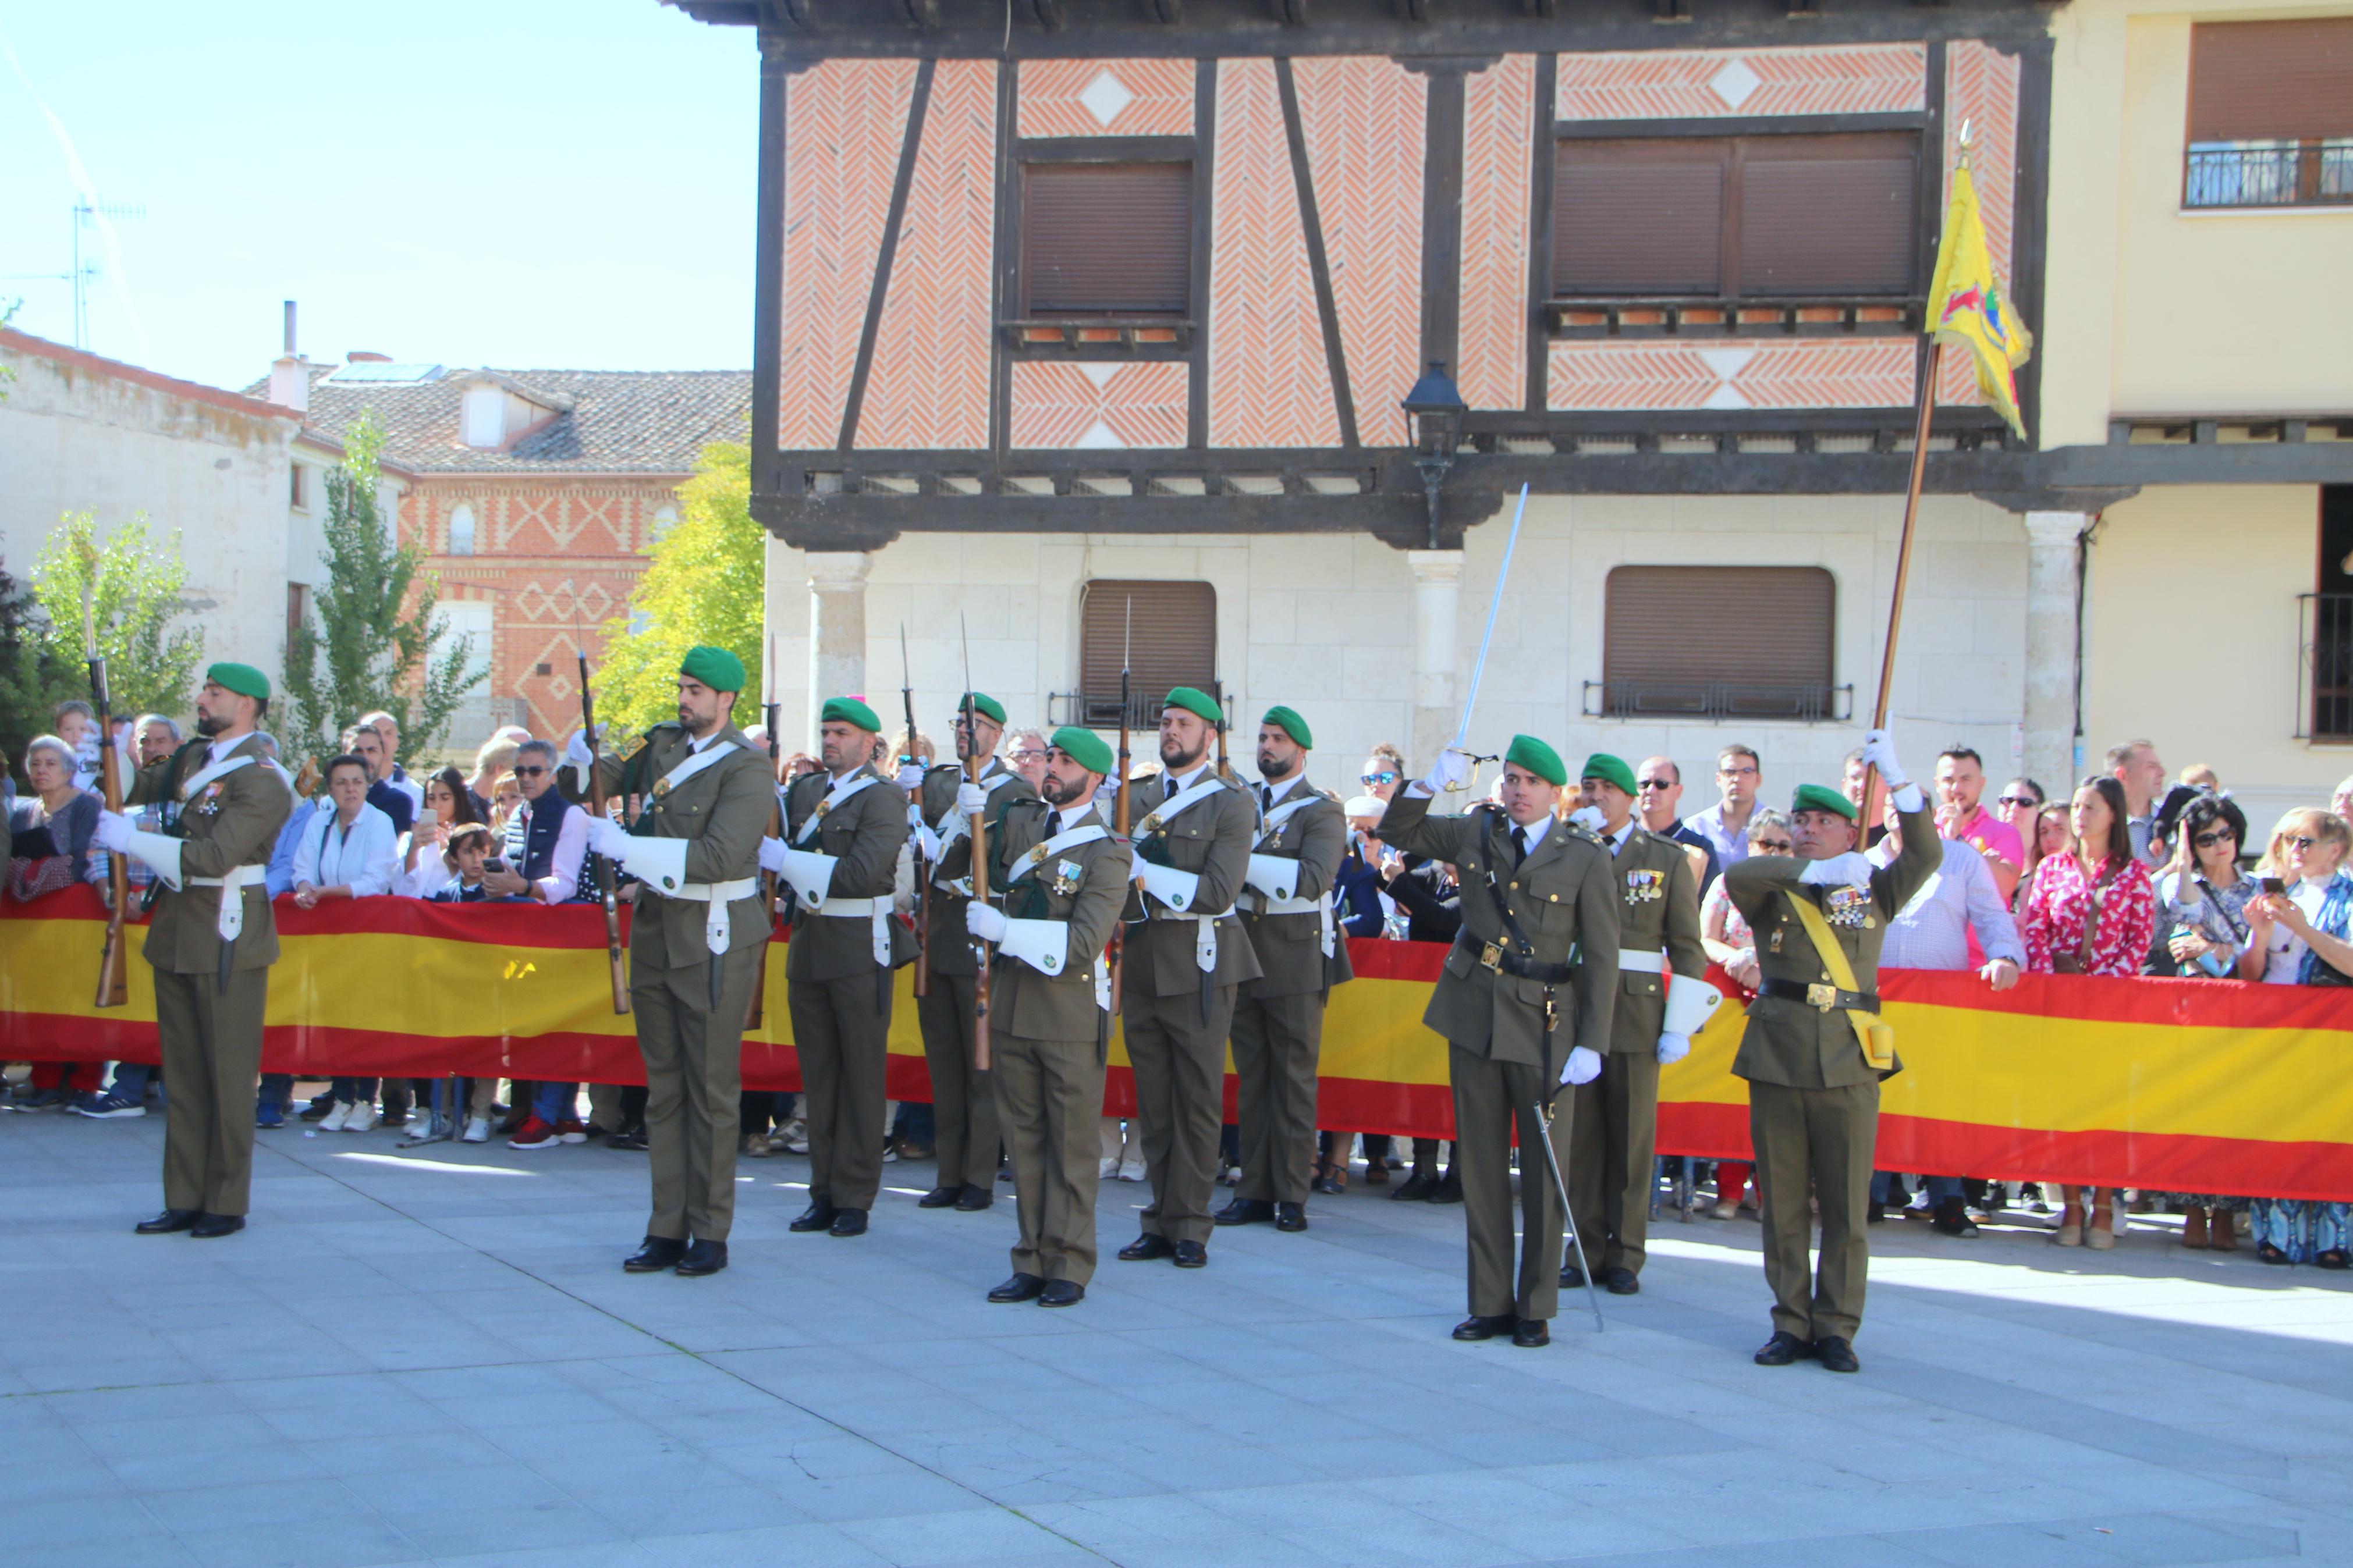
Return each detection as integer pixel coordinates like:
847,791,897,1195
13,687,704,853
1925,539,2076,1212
1401,360,1468,550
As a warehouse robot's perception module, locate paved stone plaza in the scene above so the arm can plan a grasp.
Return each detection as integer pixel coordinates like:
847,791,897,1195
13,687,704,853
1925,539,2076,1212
5,1111,2349,1568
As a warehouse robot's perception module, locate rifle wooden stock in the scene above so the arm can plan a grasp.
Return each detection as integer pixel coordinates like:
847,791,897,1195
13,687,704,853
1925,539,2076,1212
747,711,780,1032
906,689,930,1000
577,656,630,1016
1108,693,1130,1017
90,661,129,1009
966,734,991,1071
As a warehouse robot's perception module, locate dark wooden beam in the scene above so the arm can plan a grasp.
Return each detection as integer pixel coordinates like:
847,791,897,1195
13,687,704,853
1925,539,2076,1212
899,0,939,29
1555,109,1928,138
1277,56,1358,447
1016,134,1195,162
989,59,1017,458
1030,0,1067,31
1527,51,1556,413
2011,35,2054,451
1188,58,1218,449
749,34,791,504
837,59,934,451
1418,63,1468,383
1151,0,1186,22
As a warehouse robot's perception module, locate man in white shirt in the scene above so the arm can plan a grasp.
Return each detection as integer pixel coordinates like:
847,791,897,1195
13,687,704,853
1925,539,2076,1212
484,739,588,904
1685,745,1762,870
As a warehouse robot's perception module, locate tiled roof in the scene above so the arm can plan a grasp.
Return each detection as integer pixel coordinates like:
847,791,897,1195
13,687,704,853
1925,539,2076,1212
252,365,753,476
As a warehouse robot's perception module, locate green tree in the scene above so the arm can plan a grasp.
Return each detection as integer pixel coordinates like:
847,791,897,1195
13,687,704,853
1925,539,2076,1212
282,411,485,764
25,510,205,720
597,438,764,735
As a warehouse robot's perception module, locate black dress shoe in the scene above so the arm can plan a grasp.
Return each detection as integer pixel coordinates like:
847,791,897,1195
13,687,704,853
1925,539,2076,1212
190,1213,245,1239
1451,1313,1515,1341
1868,1199,1886,1224
790,1200,839,1232
1426,1171,1464,1204
1038,1279,1085,1308
1754,1331,1815,1367
1559,1263,1585,1289
988,1272,1046,1303
623,1235,686,1272
1213,1197,1273,1226
1512,1318,1550,1348
828,1209,868,1238
917,1184,961,1208
1931,1197,1979,1238
1275,1201,1307,1232
1171,1240,1208,1268
1605,1267,1640,1296
1118,1233,1174,1261
136,1208,201,1235
1390,1171,1437,1201
675,1240,729,1276
1812,1335,1861,1373
607,1126,649,1151
954,1185,993,1212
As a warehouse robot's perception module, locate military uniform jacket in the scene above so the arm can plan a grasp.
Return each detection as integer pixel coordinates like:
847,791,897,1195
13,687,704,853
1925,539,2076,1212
1724,801,1940,1089
1602,825,1708,1054
991,798,1134,1042
920,759,1037,978
1237,779,1354,1001
782,763,914,982
1120,770,1264,995
1379,792,1620,1071
575,721,775,971
125,733,292,975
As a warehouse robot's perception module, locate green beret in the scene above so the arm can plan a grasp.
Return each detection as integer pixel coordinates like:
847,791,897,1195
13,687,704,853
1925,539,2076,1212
1580,752,1638,797
1164,686,1222,726
679,645,745,693
1504,734,1567,788
1050,725,1113,776
1792,783,1858,821
205,662,270,702
958,691,1006,726
821,695,881,733
1261,705,1312,749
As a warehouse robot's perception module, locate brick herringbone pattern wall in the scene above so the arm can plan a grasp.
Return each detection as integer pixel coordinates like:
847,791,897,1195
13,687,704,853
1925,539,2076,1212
1017,58,1194,138
1009,362,1188,449
1458,55,1536,413
859,59,998,451
1557,44,1925,120
1208,58,1340,449
1548,340,1914,410
780,61,917,451
1937,41,2022,408
1293,57,1426,447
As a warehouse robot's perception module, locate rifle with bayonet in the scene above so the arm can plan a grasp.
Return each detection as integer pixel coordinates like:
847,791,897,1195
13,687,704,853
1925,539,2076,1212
903,624,931,1000
576,637,630,1015
1106,598,1131,1015
960,614,990,1070
747,635,780,1031
81,565,129,1009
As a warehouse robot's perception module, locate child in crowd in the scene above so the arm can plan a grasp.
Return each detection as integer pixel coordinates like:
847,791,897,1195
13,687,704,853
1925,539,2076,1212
430,823,498,904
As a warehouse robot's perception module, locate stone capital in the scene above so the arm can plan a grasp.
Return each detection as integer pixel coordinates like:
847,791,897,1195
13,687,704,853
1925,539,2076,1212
805,550,874,591
2020,510,2089,549
1406,548,1466,588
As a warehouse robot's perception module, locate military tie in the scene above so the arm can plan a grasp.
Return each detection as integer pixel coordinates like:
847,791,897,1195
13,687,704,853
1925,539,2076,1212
1510,825,1528,867
1259,785,1273,817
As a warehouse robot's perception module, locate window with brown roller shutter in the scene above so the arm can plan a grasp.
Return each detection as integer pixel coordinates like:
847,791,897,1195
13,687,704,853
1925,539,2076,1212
2185,19,2353,208
1077,580,1218,730
1023,163,1193,317
1601,566,1839,721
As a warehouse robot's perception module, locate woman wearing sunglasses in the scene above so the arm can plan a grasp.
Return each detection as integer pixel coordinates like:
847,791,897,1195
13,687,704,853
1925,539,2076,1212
2240,808,2353,1268
1697,810,1793,1219
2150,792,2256,1250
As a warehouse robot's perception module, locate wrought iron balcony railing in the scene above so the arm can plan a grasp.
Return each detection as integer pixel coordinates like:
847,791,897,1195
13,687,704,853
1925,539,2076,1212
2185,141,2353,210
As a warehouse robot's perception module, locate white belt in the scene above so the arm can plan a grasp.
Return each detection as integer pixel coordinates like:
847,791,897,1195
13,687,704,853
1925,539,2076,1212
810,894,893,966
1140,902,1236,972
189,865,267,944
1257,893,1337,959
659,876,761,958
1618,949,1665,974
932,876,974,899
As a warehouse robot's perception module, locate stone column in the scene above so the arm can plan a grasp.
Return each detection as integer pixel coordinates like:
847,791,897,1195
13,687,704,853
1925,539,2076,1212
1407,549,1465,772
805,551,872,746
2021,511,2088,792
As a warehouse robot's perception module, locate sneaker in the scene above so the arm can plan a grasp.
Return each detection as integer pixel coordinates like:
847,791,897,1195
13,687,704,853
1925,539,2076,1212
76,1093,147,1119
881,1143,900,1164
508,1115,560,1150
555,1119,589,1145
462,1117,489,1144
255,1101,286,1130
1117,1159,1147,1183
17,1087,70,1111
318,1101,354,1132
343,1104,379,1133
1098,1157,1120,1180
898,1141,934,1160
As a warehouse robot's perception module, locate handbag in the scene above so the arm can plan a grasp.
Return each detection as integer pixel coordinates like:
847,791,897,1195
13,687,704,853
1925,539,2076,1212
2050,862,2117,975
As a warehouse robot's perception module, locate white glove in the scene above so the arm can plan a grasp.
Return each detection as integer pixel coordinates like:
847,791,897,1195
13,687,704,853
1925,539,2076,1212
1656,1033,1691,1066
966,902,1008,944
913,823,943,862
895,762,926,792
1800,851,1876,894
93,809,133,852
1561,1046,1603,1086
1566,805,1605,833
758,837,786,876
564,726,601,769
1414,748,1472,797
584,814,630,861
1859,728,1907,788
956,780,988,818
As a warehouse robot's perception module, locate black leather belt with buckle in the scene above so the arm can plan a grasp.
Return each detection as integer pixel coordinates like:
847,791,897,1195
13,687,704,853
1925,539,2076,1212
1759,977,1880,1013
1473,940,1576,985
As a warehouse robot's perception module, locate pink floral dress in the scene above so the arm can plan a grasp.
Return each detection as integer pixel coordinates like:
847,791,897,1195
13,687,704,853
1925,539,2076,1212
2022,853,2156,977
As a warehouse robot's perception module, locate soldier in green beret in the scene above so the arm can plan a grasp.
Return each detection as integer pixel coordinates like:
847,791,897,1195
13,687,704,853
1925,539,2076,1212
1218,705,1352,1233
566,645,774,1276
1726,730,1939,1374
765,694,913,1239
963,726,1134,1305
1376,735,1619,1346
97,662,292,1238
1116,685,1262,1270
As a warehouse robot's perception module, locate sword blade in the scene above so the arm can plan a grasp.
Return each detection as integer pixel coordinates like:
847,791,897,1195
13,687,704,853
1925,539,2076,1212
1451,482,1529,755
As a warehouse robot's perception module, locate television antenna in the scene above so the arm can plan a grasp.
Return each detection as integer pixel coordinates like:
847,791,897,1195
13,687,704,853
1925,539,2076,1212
1,200,144,349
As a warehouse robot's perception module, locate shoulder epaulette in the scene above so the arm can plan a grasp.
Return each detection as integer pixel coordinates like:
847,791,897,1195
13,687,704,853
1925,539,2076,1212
1564,822,1609,848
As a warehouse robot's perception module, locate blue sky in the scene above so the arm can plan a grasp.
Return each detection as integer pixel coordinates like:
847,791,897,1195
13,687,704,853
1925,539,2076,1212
0,1,755,390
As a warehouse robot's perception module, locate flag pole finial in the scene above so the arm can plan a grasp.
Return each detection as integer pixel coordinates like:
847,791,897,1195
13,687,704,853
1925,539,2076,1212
1954,117,1974,170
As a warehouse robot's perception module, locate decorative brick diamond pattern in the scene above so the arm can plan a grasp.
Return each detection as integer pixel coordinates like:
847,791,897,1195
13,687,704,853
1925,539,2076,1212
780,60,918,451
858,59,998,451
1548,340,1914,410
1458,55,1535,413
1294,58,1426,448
1009,362,1189,449
1017,58,1194,138
1556,44,1925,120
1938,41,2021,408
1208,58,1340,449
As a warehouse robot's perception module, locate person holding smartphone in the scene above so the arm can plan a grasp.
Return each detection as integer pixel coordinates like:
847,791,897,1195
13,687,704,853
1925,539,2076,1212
2150,792,2256,1250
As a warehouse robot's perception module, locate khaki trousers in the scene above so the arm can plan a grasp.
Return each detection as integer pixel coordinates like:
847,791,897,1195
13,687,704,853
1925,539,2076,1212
153,967,268,1217
790,968,893,1213
1230,990,1323,1205
917,973,998,1190
633,943,762,1243
1749,1078,1879,1343
1568,1049,1662,1279
1450,1043,1564,1322
1122,983,1237,1246
995,1032,1106,1283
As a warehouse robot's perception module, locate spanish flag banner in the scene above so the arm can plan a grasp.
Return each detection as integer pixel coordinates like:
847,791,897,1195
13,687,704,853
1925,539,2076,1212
1926,155,2033,437
5,892,2348,1201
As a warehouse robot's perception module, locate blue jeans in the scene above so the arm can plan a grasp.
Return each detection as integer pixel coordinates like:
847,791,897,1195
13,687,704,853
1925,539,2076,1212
533,1082,578,1123
104,1062,151,1099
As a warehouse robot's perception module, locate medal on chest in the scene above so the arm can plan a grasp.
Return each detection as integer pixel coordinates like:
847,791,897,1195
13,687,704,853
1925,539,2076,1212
1624,867,1664,905
1825,885,1873,929
197,782,225,816
1051,858,1084,897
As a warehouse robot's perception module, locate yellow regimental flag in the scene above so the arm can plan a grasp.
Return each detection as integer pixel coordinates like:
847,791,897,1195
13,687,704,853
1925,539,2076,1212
1925,159,2033,437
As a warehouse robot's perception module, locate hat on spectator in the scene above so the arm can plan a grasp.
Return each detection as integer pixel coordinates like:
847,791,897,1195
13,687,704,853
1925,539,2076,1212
1791,783,1857,820
1165,687,1222,726
1505,734,1567,787
680,645,745,693
1580,752,1638,797
959,691,1007,725
206,662,270,702
1344,794,1386,818
821,696,881,733
1262,705,1312,749
1050,725,1113,776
